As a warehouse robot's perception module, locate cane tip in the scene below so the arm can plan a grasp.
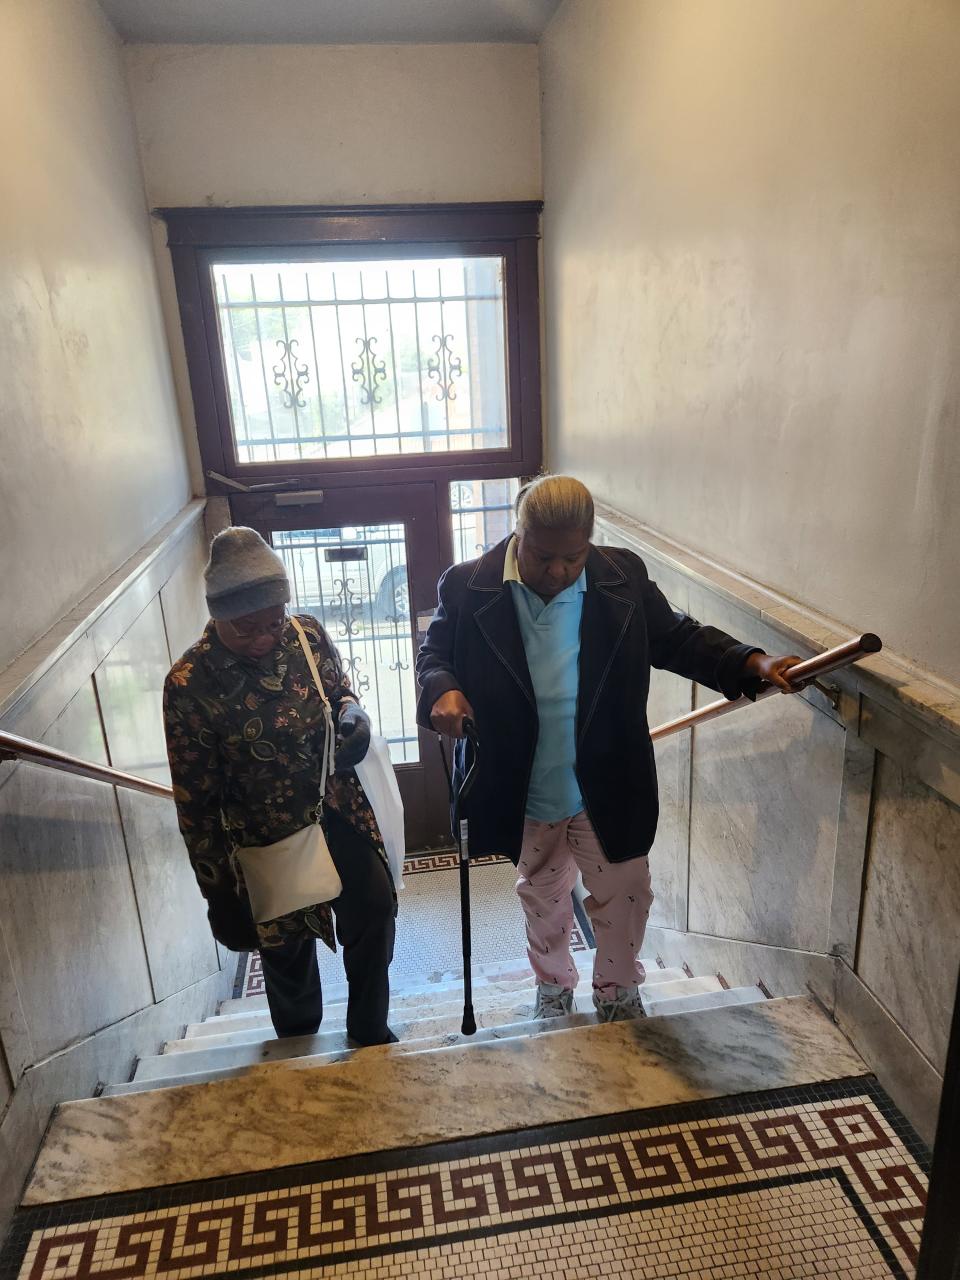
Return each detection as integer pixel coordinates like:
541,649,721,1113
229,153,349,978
860,633,882,654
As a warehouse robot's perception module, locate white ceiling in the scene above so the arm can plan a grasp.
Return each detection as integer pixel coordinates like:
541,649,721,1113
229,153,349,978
98,0,563,44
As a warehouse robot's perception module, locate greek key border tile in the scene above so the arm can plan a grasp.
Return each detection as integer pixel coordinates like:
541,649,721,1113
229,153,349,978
1,1077,929,1280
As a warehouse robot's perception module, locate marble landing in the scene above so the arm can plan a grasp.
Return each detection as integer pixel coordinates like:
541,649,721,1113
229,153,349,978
24,996,866,1206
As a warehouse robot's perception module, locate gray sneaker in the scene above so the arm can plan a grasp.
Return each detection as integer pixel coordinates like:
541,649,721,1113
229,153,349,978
534,982,575,1019
593,985,645,1022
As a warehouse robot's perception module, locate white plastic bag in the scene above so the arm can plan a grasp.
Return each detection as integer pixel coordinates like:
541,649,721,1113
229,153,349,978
355,734,406,890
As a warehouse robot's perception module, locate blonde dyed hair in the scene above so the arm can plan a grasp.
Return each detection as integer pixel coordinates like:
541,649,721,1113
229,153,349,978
515,475,595,537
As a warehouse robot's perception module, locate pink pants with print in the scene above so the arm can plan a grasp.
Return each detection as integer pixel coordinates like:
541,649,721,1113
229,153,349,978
516,811,654,996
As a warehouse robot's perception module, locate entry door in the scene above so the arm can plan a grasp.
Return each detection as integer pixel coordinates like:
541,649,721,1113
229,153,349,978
236,485,450,851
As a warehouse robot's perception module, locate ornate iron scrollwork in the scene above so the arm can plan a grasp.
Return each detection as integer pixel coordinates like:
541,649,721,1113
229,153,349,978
388,648,410,674
273,339,310,409
331,576,366,639
427,333,463,402
341,654,371,697
351,337,387,406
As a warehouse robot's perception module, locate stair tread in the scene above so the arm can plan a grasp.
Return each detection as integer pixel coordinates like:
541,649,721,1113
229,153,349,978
218,954,573,1014
183,967,690,1043
146,1002,593,1078
146,981,755,1084
185,987,551,1040
647,988,768,1019
201,975,539,1030
111,1013,602,1095
640,975,724,1006
218,956,669,1015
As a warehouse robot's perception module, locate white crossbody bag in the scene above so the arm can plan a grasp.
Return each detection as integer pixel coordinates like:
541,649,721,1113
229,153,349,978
234,617,343,923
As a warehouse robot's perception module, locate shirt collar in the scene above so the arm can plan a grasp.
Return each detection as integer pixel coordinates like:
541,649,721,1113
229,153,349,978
503,535,522,584
503,536,588,600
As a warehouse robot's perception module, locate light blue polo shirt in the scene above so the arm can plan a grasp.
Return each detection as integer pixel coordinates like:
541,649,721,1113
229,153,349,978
504,538,586,822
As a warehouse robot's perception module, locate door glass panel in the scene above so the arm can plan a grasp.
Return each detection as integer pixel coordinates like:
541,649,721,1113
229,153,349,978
213,257,509,463
271,525,419,764
449,478,521,563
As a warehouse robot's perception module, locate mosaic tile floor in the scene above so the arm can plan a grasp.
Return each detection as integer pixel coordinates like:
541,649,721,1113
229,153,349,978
241,852,588,997
1,1077,928,1280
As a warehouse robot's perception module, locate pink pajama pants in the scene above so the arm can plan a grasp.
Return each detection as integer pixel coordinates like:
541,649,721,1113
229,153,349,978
516,811,654,996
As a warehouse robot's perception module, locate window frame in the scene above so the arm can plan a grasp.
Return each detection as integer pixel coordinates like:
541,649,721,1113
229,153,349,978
161,203,543,490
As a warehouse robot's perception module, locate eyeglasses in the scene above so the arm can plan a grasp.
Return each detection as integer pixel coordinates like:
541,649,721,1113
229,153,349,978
226,609,288,642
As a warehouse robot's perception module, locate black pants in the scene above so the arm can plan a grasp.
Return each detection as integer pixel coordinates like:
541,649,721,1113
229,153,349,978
258,810,395,1044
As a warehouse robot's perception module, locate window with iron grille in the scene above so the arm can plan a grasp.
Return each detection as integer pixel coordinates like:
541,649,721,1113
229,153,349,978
213,257,508,465
450,478,520,564
162,203,542,486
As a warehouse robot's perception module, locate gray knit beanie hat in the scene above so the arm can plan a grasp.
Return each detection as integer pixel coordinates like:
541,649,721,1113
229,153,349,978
204,527,291,621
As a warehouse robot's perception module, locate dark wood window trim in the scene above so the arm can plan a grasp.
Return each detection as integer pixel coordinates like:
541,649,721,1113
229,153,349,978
159,202,543,492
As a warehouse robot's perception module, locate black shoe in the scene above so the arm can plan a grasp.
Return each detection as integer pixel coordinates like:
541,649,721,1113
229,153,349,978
346,1027,398,1048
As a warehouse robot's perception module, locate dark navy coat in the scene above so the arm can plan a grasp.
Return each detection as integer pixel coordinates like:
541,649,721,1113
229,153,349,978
416,538,761,864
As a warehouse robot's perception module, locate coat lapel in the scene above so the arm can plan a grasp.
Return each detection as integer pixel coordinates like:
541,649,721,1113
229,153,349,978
577,547,635,744
469,541,535,707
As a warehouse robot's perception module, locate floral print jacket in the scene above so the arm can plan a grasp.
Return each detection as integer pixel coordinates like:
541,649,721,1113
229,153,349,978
163,614,392,951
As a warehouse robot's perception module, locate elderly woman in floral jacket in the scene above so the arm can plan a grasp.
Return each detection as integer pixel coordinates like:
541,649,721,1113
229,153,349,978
163,526,396,1046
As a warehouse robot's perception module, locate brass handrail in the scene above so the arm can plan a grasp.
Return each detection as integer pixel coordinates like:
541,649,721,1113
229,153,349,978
0,730,173,800
649,633,882,741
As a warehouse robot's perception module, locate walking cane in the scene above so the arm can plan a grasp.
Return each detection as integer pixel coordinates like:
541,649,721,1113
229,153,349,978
438,718,481,1035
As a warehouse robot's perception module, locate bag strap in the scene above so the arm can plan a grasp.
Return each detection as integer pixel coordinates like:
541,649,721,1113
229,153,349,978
290,615,337,802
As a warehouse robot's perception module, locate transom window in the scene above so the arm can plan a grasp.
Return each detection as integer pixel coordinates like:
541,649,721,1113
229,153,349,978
213,256,509,464
162,203,541,483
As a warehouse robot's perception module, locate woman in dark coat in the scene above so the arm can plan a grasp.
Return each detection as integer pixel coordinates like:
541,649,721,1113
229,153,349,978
417,476,801,1023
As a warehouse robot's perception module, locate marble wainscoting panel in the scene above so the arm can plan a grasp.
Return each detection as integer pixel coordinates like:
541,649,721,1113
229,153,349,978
834,962,943,1147
93,597,171,788
595,521,695,930
687,683,845,953
643,925,835,1007
0,683,153,1064
0,1047,11,1111
159,521,211,663
861,694,960,809
25,996,867,1204
0,965,233,1239
827,732,877,964
114,791,220,1000
23,964,233,1133
647,665,694,931
0,1078,45,1235
94,596,219,999
0,907,33,1083
856,753,960,1072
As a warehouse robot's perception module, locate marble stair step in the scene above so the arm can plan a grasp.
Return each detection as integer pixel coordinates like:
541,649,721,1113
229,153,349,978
217,957,670,1024
218,956,670,1017
175,978,592,1048
185,986,534,1040
218,954,561,1015
639,974,724,1011
644,986,768,1018
183,967,690,1042
144,1001,598,1079
195,971,544,1035
105,1013,600,1096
